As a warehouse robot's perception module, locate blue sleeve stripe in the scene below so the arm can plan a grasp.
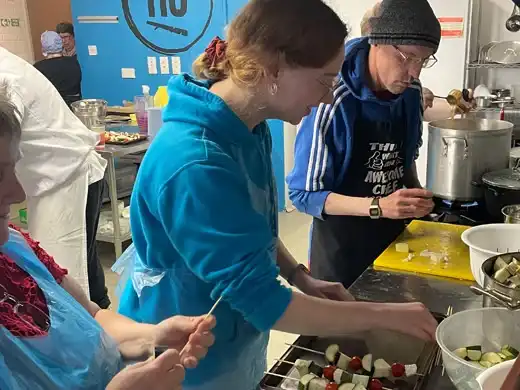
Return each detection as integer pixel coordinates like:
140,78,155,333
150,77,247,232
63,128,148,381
312,85,351,191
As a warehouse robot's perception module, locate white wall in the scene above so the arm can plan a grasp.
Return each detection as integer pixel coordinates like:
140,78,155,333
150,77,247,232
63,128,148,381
0,0,33,62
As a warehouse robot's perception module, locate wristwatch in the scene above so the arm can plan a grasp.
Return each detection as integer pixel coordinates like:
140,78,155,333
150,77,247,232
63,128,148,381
369,197,382,220
287,264,311,286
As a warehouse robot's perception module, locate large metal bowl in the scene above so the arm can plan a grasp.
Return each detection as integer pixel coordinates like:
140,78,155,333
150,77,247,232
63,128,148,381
436,307,520,390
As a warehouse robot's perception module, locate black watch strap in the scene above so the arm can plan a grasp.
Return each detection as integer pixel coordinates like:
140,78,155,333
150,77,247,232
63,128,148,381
287,264,310,286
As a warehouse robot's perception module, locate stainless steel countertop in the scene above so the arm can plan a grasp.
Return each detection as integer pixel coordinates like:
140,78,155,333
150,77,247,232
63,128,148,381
97,140,150,158
349,267,484,389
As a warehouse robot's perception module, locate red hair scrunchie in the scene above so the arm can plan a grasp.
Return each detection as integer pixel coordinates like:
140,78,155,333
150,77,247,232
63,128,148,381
205,36,227,67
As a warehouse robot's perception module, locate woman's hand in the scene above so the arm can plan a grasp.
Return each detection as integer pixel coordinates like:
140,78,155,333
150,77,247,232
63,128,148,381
154,315,216,369
422,87,434,110
107,349,185,390
375,302,438,341
294,271,355,301
379,189,434,219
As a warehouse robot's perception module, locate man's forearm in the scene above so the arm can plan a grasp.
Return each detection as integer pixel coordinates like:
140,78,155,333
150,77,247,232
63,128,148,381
323,193,372,216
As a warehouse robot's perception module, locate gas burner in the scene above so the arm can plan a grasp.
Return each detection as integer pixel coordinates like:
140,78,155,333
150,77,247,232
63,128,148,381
426,197,496,226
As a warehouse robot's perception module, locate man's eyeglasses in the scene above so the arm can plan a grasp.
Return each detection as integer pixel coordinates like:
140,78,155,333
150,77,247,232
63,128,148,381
393,46,438,69
0,283,50,332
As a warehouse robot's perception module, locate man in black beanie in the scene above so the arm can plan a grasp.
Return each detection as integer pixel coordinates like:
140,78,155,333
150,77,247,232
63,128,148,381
287,0,441,288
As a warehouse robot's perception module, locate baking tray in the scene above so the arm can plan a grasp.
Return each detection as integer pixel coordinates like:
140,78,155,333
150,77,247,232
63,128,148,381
260,313,446,390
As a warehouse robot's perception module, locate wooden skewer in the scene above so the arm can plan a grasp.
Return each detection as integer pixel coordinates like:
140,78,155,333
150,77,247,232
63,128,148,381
285,343,325,355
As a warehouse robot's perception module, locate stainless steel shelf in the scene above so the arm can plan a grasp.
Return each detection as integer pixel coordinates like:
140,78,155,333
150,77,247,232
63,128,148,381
467,62,520,69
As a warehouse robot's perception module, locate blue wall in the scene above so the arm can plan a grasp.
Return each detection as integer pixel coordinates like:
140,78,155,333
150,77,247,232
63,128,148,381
70,0,285,210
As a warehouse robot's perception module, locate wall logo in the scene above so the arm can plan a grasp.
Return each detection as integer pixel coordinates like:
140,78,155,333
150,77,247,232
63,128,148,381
122,0,213,54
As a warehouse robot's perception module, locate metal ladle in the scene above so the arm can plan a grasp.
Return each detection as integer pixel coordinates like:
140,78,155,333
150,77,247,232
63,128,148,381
506,4,520,32
435,95,458,105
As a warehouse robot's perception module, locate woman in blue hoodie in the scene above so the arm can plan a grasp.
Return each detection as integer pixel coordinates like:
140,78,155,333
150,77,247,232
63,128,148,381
116,0,439,389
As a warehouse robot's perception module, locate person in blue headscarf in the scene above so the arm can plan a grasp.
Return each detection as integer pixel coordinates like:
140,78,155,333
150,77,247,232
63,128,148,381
34,31,82,108
115,1,439,390
0,95,215,389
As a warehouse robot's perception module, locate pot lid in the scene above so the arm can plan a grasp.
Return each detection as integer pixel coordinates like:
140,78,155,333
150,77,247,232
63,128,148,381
482,168,520,190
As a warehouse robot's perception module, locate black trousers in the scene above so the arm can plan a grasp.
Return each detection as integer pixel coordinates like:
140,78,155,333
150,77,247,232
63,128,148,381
86,179,111,309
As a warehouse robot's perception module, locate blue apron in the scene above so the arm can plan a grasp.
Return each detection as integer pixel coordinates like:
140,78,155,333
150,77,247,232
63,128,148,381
0,228,122,389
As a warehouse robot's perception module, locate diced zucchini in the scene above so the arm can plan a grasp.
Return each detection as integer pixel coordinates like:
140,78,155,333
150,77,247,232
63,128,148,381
395,243,409,253
494,256,510,272
373,358,391,378
509,274,520,286
494,268,511,284
352,374,370,387
481,352,503,365
405,364,418,377
362,353,372,372
298,374,318,390
295,359,312,376
467,345,483,361
338,384,356,390
498,352,508,360
325,344,340,364
308,378,328,390
308,361,324,377
453,347,467,359
479,360,494,368
507,262,520,276
502,345,520,359
353,386,366,390
337,353,352,370
333,368,352,384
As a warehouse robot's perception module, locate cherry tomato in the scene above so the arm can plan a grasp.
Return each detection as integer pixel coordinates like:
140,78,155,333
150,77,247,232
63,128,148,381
323,365,336,381
326,383,339,390
369,378,383,390
349,356,363,371
391,362,406,377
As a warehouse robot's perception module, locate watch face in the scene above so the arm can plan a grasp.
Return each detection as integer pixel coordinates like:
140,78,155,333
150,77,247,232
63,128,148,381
369,206,380,218
122,0,214,55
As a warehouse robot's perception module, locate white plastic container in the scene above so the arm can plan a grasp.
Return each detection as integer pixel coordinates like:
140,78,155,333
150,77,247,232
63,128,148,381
476,359,515,390
461,224,520,286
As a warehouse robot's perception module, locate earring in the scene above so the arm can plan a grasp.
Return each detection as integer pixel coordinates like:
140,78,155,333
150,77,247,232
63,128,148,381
269,82,278,96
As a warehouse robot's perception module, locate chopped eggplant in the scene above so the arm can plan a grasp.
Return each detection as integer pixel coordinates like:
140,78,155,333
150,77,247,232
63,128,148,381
309,361,324,377
337,353,352,371
395,243,409,253
453,348,467,359
466,345,482,361
308,378,329,390
494,268,511,284
338,384,356,390
361,354,372,372
481,352,503,365
333,368,352,384
502,345,519,359
507,262,520,276
494,256,510,272
325,344,340,365
509,274,520,286
299,374,318,390
295,359,312,376
373,358,391,378
352,374,370,387
405,364,418,377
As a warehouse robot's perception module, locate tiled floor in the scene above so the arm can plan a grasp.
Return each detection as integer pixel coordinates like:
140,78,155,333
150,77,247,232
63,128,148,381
100,210,313,368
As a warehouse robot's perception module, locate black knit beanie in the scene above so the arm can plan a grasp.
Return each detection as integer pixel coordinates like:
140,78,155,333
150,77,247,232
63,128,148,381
368,0,441,52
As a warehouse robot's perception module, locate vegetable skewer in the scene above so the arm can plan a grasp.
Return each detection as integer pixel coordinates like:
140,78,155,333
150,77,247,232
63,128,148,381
264,372,390,390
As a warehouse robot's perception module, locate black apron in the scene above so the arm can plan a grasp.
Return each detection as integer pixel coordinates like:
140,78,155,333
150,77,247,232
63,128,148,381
310,109,407,288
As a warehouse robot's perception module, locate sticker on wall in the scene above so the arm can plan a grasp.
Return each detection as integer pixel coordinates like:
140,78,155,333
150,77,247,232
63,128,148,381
438,17,464,38
122,0,213,54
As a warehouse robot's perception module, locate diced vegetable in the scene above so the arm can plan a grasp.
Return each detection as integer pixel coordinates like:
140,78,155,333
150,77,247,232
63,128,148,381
453,348,467,359
361,354,372,372
338,384,356,390
326,344,340,365
481,352,503,365
295,359,312,376
498,352,508,360
466,345,483,361
333,368,352,384
494,256,510,272
494,268,511,284
353,386,367,390
309,361,324,377
391,362,406,377
298,374,318,390
349,356,363,371
323,366,336,381
373,358,391,378
507,262,520,276
395,243,409,253
501,345,519,359
308,378,329,390
369,379,383,390
405,364,418,377
337,353,352,371
326,383,339,390
352,374,370,387
479,360,494,368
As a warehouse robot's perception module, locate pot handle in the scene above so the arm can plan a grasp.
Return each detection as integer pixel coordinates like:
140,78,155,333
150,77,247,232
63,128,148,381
470,285,520,310
442,136,469,159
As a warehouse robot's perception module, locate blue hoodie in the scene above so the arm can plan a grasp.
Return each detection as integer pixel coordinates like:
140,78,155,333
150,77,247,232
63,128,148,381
287,37,423,218
118,74,292,389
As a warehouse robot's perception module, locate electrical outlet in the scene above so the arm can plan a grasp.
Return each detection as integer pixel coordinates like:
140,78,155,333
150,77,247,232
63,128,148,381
147,56,158,75
160,57,170,74
171,56,181,75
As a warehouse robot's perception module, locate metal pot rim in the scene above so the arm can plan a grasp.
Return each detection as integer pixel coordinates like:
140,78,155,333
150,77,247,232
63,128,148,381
481,253,520,291
482,169,520,190
428,118,514,132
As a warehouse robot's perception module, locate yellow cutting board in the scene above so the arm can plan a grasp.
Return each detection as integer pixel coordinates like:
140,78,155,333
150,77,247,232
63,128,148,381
373,220,475,281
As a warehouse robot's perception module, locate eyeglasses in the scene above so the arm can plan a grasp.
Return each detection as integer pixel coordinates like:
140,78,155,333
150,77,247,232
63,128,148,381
393,46,438,69
0,283,50,332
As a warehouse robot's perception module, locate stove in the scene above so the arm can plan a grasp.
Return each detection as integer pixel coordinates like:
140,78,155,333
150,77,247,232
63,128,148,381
425,197,499,226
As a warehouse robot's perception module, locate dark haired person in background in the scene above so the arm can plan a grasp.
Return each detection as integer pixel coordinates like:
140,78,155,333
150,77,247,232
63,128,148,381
56,21,76,57
34,31,82,108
